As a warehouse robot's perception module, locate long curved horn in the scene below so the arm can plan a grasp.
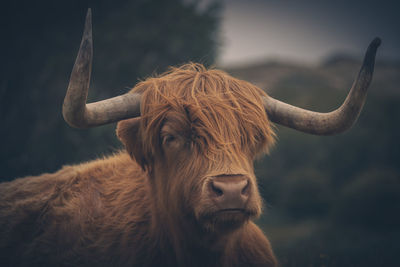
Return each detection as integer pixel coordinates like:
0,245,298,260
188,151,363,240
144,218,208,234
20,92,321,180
263,38,381,135
63,9,141,128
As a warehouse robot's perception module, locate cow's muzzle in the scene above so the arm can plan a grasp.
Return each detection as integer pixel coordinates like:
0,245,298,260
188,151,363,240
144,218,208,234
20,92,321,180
208,175,250,211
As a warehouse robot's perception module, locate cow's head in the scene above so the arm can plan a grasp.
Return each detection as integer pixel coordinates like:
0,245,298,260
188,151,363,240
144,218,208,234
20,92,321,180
62,9,380,234
116,63,275,232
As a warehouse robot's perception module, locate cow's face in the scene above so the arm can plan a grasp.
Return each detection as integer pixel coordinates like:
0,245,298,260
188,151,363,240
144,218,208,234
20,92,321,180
117,64,275,234
156,111,266,233
117,112,268,234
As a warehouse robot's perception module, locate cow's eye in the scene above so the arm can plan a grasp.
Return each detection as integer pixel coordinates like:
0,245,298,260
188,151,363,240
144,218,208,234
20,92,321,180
162,134,176,145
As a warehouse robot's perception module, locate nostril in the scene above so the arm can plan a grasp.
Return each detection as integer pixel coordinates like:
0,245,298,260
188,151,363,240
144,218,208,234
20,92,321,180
241,180,250,196
211,181,224,197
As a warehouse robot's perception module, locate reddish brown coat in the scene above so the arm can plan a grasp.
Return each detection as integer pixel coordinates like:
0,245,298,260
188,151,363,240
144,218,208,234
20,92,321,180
0,63,277,267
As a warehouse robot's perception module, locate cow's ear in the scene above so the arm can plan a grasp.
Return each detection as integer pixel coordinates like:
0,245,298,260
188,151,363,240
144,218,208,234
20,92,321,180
116,118,148,170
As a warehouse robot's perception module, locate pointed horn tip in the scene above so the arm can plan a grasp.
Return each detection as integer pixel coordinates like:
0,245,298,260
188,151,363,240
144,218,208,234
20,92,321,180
82,8,93,40
370,37,381,50
361,37,381,69
86,8,92,24
87,8,92,18
84,8,92,30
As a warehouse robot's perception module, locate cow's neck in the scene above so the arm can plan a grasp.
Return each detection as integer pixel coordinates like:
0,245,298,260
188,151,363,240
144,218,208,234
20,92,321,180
147,177,237,266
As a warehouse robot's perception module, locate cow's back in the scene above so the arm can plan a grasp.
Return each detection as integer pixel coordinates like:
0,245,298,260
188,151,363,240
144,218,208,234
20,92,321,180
0,166,83,265
0,153,150,266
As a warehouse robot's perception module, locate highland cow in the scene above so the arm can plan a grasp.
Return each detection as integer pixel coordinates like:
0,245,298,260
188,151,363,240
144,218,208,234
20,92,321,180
0,9,380,267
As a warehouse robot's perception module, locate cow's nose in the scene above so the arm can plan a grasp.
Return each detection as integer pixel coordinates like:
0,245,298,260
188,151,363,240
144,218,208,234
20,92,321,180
209,176,250,210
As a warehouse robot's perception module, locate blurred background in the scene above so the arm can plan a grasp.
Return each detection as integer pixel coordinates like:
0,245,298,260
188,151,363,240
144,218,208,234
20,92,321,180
1,0,399,266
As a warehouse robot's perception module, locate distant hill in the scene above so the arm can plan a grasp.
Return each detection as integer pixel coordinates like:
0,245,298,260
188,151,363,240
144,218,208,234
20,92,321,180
223,55,400,97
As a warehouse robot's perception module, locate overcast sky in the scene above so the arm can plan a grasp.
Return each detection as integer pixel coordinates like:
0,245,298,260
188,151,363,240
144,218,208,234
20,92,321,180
217,0,400,66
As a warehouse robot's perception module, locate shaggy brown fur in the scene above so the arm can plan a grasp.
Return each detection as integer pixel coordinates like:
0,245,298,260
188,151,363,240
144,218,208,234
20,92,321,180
0,63,277,266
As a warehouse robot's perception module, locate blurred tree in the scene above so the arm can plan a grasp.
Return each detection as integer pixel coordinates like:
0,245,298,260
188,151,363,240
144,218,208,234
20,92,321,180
0,0,221,180
280,168,332,221
332,168,400,230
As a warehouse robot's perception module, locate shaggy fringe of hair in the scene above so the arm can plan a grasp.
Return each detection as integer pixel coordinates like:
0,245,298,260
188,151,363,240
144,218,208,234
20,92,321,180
132,63,275,163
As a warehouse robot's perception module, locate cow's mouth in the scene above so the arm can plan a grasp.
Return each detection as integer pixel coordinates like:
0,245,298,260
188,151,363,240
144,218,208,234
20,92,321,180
216,208,246,214
198,208,255,233
198,207,256,222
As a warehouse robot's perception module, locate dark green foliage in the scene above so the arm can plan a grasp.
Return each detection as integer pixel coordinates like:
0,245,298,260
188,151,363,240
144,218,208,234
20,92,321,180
244,58,400,266
0,0,221,180
333,169,400,230
279,169,332,220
